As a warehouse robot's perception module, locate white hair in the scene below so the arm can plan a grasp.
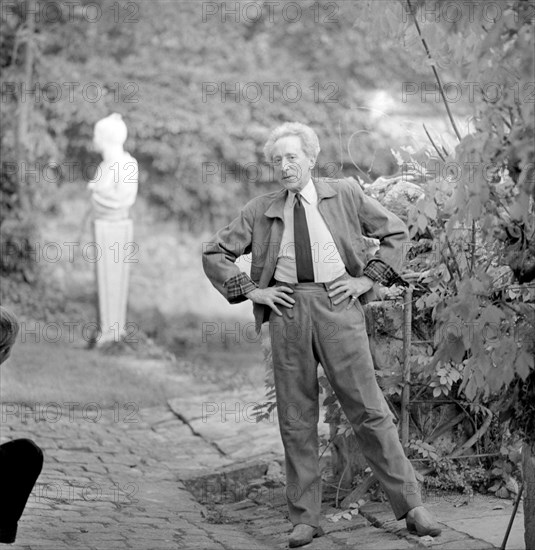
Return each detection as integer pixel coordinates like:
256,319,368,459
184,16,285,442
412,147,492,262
263,122,320,161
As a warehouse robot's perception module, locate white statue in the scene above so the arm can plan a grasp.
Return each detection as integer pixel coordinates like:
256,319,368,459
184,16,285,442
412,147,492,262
88,113,138,346
88,113,138,220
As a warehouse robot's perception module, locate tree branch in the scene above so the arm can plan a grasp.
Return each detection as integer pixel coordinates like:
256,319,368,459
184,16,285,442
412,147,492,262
406,0,462,142
423,123,447,161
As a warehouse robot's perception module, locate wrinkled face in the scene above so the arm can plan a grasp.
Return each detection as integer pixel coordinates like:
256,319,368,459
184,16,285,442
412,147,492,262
271,135,315,193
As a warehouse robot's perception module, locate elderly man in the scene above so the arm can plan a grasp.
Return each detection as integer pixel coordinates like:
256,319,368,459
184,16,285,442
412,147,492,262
203,122,441,547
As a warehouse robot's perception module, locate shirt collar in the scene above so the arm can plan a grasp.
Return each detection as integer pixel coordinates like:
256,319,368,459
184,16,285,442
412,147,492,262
290,179,316,205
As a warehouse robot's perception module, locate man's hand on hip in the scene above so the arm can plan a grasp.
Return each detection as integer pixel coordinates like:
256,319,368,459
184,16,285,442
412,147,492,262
245,287,295,316
328,276,374,308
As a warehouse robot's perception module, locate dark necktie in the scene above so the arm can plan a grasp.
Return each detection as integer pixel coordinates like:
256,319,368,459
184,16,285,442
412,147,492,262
294,193,314,282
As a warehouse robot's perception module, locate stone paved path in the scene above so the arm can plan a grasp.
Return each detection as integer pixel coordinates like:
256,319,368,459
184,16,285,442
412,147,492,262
1,390,519,550
1,398,426,550
1,404,269,550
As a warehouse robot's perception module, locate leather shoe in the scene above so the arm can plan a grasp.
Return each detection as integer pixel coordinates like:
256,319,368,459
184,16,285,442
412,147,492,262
406,506,442,537
288,524,324,548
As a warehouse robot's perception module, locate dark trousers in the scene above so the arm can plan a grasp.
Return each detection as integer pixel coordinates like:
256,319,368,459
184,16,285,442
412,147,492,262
269,278,422,527
0,438,43,543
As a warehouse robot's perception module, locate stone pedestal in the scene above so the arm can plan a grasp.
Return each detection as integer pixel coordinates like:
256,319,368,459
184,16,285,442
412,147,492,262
93,219,133,345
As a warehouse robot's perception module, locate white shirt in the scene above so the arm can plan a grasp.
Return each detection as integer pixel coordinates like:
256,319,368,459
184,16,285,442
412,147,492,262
274,179,346,283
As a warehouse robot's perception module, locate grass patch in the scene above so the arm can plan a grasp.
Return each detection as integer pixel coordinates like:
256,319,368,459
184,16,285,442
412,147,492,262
173,347,264,390
0,315,266,408
154,312,265,391
1,340,171,408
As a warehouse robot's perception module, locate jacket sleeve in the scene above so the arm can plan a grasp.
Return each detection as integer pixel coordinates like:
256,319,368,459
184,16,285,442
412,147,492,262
352,183,410,286
202,205,258,304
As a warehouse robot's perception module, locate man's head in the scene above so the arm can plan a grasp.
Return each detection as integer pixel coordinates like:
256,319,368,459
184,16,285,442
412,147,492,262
264,122,320,193
0,306,19,365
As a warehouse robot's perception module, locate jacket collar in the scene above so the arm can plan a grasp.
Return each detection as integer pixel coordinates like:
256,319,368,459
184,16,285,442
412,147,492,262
264,178,338,219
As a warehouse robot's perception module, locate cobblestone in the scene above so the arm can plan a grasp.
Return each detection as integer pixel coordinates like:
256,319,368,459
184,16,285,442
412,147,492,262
2,380,524,550
2,405,272,550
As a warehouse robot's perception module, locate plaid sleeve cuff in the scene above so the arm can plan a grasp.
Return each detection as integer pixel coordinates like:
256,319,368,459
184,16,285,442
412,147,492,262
363,259,408,288
224,273,258,302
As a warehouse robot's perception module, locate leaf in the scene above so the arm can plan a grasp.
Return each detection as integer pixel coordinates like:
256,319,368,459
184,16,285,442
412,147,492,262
450,371,461,382
479,305,505,326
423,200,437,218
415,296,426,310
417,213,428,232
425,292,441,308
444,336,466,364
323,394,338,406
505,476,519,494
515,350,534,380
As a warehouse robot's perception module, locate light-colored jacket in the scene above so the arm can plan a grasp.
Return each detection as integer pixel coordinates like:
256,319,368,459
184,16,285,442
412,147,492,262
202,177,409,332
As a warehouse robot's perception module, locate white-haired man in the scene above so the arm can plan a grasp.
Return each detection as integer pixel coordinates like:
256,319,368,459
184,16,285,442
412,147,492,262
203,122,441,547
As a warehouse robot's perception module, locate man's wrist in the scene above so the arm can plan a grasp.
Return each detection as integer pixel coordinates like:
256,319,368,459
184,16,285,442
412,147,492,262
358,275,375,293
245,288,258,300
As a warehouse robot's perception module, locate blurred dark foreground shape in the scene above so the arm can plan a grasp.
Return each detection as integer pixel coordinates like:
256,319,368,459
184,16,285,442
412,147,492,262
0,306,43,545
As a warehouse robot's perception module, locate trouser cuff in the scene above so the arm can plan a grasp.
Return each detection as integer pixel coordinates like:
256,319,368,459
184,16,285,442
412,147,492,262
393,485,423,520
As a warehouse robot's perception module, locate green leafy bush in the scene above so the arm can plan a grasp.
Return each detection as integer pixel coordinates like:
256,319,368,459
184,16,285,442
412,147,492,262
0,214,40,278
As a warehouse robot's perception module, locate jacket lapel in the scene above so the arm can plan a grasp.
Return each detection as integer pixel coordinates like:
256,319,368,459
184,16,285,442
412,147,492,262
264,189,287,220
